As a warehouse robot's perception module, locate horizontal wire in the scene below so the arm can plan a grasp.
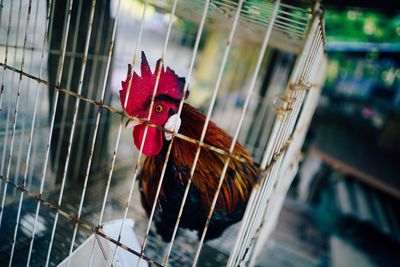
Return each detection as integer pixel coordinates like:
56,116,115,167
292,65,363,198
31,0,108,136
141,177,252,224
0,1,324,266
0,83,316,136
0,62,261,165
0,174,163,267
0,134,292,266
213,0,309,26
0,108,293,267
211,1,308,34
0,121,293,266
0,61,316,168
0,117,108,136
0,44,110,62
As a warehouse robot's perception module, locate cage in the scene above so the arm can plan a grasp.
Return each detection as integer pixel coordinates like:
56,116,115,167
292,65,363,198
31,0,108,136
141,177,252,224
0,0,326,266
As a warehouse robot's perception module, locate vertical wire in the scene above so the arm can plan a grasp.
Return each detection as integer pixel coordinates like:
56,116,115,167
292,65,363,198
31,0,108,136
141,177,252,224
284,56,316,145
0,0,27,228
249,92,306,263
53,0,86,174
247,54,284,156
301,28,322,84
0,0,14,198
250,18,323,267
226,179,259,266
12,1,37,196
274,37,322,177
66,0,121,265
7,1,33,263
26,1,54,265
14,0,41,198
0,0,13,111
262,92,297,193
228,10,321,266
53,0,84,173
13,105,25,198
163,1,245,265
277,93,308,184
192,1,280,265
33,0,58,191
236,152,281,264
45,1,97,266
248,69,296,241
254,61,288,162
88,1,148,266
253,90,303,247
72,0,107,179
109,0,180,264
0,0,4,31
246,162,282,261
299,25,320,83
259,15,318,169
24,0,42,191
231,53,293,267
288,53,323,152
273,88,299,152
95,0,147,228
254,60,288,162
0,0,17,196
249,55,287,155
135,1,210,265
236,32,309,267
275,28,321,157
272,90,297,161
27,0,75,264
242,91,296,262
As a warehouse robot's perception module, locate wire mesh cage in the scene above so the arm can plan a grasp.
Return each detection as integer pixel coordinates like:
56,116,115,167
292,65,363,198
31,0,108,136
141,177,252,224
0,0,326,266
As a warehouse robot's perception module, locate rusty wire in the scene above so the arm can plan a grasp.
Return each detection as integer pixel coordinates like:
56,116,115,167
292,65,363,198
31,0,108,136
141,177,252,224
0,62,286,168
0,126,292,266
0,0,325,265
0,174,164,267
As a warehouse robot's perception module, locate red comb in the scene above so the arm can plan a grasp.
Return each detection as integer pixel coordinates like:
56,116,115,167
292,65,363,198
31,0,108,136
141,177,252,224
119,52,187,116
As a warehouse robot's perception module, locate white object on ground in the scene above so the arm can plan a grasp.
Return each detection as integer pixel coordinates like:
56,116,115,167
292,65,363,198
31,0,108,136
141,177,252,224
58,219,148,267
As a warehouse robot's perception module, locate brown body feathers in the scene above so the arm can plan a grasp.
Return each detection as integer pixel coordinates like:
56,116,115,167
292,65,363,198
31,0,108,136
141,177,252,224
139,103,258,241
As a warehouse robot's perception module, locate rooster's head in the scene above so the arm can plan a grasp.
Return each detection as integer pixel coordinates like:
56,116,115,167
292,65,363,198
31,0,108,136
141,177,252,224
120,52,187,156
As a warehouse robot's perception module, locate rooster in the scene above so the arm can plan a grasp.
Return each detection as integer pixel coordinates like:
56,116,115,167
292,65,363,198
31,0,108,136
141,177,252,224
120,52,258,242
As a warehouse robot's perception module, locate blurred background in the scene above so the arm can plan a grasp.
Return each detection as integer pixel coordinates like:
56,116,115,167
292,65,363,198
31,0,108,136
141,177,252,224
264,1,400,267
0,0,399,266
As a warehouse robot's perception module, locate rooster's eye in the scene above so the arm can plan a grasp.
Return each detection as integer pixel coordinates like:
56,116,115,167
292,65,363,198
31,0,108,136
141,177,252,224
155,104,164,113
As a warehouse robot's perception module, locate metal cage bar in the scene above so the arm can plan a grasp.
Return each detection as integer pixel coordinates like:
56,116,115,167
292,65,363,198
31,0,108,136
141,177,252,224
135,1,211,265
163,0,245,265
227,7,324,265
6,0,34,264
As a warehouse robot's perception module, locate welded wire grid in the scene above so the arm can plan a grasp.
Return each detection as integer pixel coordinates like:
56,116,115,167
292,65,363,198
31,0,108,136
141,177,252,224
148,0,314,53
0,0,325,266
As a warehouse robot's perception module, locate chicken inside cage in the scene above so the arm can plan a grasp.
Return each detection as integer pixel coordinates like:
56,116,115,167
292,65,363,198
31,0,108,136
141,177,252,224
0,0,326,266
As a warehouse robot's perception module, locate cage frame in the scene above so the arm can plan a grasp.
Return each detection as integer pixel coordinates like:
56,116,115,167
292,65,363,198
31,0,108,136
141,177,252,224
0,0,326,266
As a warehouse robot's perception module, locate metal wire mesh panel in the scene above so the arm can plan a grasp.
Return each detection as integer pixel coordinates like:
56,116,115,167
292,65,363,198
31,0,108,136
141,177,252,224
0,0,325,266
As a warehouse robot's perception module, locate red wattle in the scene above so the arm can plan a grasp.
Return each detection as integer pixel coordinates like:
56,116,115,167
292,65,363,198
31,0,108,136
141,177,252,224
133,125,163,156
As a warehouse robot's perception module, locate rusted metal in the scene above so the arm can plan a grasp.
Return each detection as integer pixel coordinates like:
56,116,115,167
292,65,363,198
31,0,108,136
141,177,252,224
7,1,34,265
0,1,325,266
0,175,164,267
0,62,261,166
163,1,246,264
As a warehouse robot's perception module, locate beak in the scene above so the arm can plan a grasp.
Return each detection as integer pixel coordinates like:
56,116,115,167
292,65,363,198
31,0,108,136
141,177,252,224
164,114,181,141
125,119,141,129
